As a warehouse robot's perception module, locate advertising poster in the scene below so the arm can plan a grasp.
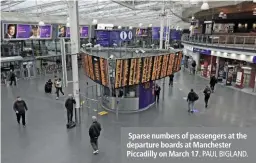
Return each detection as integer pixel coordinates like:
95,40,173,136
226,66,234,86
202,61,208,78
96,30,110,47
58,25,88,38
152,27,169,40
235,71,243,88
136,28,148,36
3,23,52,39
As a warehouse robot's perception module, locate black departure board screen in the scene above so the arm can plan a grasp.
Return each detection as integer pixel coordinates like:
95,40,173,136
141,56,153,83
115,59,122,88
99,57,108,86
122,59,130,87
151,55,163,81
166,53,175,76
174,52,183,72
87,55,95,80
160,54,169,78
114,59,130,88
92,56,101,83
83,54,89,76
129,58,142,86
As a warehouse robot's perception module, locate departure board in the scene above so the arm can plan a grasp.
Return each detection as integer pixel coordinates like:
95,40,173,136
87,55,95,80
83,54,89,76
99,57,108,86
122,59,130,87
160,54,169,78
141,56,153,83
129,58,142,85
92,56,101,83
151,55,163,80
166,53,175,76
174,52,183,72
115,59,122,88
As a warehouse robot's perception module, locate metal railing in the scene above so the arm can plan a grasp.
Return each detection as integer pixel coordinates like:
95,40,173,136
182,34,256,51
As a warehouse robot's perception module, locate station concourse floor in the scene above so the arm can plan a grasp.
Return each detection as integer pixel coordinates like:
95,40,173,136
1,70,256,163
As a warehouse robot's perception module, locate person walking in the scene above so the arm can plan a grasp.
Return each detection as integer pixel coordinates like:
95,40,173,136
45,79,53,93
203,85,211,108
54,76,58,93
9,69,16,86
55,78,64,100
192,60,196,75
13,96,28,127
89,116,102,154
169,74,174,87
65,94,76,123
187,89,198,113
210,75,217,92
155,85,161,103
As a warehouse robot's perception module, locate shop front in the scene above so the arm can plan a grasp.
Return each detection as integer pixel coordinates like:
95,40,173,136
193,47,216,78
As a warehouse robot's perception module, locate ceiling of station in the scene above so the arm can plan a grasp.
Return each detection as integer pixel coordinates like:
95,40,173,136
0,0,249,28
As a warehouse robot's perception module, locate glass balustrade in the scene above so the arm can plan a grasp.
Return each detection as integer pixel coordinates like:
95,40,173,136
182,34,256,50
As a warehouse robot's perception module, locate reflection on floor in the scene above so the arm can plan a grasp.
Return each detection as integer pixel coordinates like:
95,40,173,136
1,70,256,163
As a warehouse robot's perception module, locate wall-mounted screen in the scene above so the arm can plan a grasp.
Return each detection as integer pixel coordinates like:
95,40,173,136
58,25,89,38
83,53,109,86
136,28,148,36
129,58,142,86
141,56,153,83
166,53,175,76
152,27,169,40
160,54,169,78
151,55,163,81
96,30,110,47
3,23,52,40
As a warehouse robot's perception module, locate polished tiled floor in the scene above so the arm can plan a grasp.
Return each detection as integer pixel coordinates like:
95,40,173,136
1,70,256,163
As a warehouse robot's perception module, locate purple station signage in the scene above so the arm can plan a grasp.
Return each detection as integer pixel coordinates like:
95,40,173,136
193,48,211,55
3,23,52,39
58,25,89,38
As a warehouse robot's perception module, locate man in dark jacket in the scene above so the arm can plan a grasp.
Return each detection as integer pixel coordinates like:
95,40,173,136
203,86,211,108
89,116,102,154
155,85,161,103
65,94,76,123
187,89,198,113
169,74,174,87
210,75,217,92
192,60,196,75
9,70,16,86
13,96,28,127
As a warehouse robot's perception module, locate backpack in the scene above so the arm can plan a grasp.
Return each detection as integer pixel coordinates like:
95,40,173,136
194,93,199,101
206,89,211,95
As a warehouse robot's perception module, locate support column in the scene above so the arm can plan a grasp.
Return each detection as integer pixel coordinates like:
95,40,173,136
159,5,165,50
215,56,220,78
68,0,80,122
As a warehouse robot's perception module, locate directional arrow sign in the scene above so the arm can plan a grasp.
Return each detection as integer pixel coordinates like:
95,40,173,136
120,31,127,40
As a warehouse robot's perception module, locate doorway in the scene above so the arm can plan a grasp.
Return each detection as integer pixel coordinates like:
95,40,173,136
23,61,35,78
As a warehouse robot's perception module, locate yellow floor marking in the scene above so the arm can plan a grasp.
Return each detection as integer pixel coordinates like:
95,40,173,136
98,111,108,116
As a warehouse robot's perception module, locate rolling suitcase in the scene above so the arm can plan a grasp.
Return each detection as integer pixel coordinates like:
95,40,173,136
66,121,76,129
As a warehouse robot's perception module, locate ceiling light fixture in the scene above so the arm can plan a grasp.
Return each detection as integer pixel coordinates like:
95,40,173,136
129,26,133,29
118,26,122,29
201,2,209,10
38,21,45,26
66,22,70,27
253,0,256,3
92,19,98,25
149,24,152,27
139,23,143,27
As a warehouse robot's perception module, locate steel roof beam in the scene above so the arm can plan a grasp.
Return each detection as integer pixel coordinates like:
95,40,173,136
111,0,136,10
10,1,64,12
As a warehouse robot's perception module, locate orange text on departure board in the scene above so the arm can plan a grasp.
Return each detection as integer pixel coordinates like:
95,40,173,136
88,55,95,80
167,53,175,76
146,57,153,82
115,59,122,88
100,58,108,86
94,57,101,82
134,58,142,85
129,59,135,85
156,55,163,80
142,57,149,83
122,59,129,87
160,54,169,78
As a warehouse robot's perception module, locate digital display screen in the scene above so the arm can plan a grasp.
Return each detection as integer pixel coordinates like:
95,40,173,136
92,56,101,83
151,55,163,81
136,28,148,36
3,23,52,40
174,52,183,72
122,59,130,87
83,54,90,77
96,30,110,47
141,56,153,83
129,58,142,85
100,58,109,86
166,53,175,76
115,59,122,88
160,54,169,78
58,25,89,38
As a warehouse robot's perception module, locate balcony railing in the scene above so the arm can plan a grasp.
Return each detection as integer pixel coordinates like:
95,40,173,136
182,34,256,51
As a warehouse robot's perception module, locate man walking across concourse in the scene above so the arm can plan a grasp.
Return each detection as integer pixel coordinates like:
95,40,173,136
187,89,199,113
89,116,102,154
13,96,28,127
65,94,76,123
